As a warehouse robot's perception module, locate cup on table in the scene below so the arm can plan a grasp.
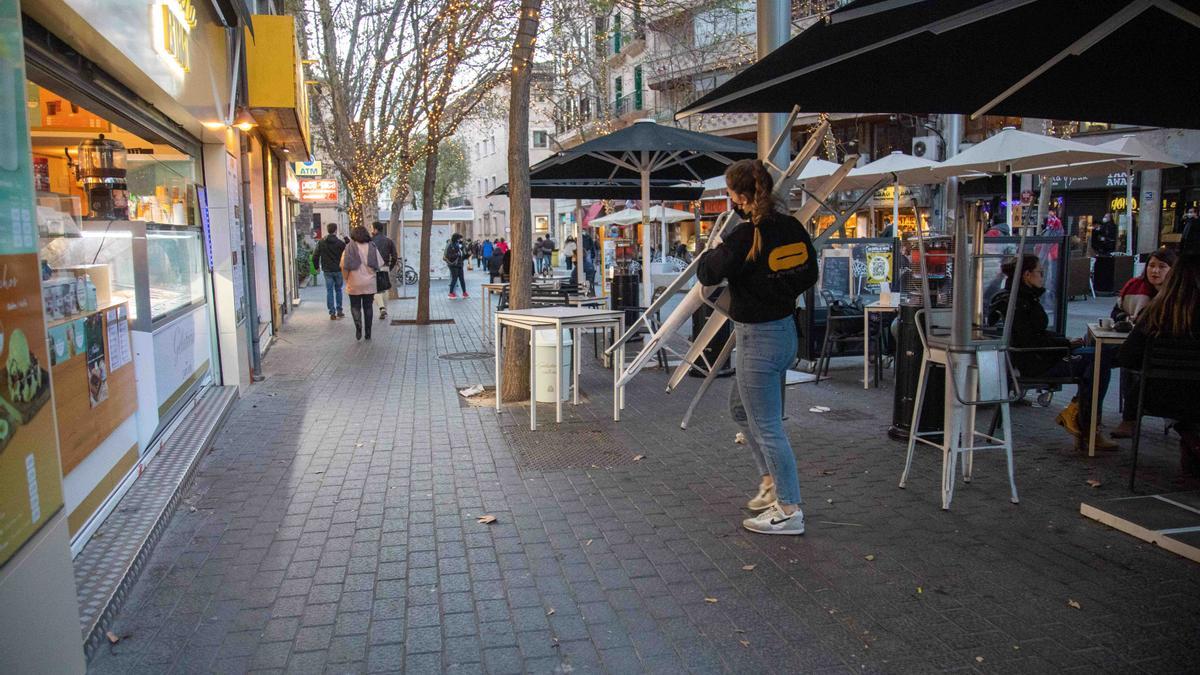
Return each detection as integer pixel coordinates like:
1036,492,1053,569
1099,317,1114,329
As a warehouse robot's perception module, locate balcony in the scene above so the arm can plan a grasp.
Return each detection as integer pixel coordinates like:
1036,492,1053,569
612,91,648,121
607,30,647,66
643,44,753,91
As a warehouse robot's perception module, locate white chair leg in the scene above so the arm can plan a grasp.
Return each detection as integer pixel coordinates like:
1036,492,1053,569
942,445,957,510
963,400,977,483
899,359,930,489
1001,402,1019,504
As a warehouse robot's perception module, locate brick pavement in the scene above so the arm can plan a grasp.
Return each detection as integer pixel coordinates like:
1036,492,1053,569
88,268,1200,674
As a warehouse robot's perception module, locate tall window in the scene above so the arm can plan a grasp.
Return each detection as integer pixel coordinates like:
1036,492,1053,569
614,75,623,113
532,130,549,148
612,13,622,54
633,66,644,111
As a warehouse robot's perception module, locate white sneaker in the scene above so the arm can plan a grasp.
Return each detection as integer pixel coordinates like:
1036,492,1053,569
746,484,776,511
742,504,805,536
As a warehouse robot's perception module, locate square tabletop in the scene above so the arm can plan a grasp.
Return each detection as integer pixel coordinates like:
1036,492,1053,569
1088,322,1131,342
496,306,624,322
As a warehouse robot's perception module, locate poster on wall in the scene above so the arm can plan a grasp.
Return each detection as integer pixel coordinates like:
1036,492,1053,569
0,0,66,567
84,313,108,407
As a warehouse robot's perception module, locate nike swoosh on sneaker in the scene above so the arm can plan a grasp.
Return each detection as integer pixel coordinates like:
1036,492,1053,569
769,517,790,525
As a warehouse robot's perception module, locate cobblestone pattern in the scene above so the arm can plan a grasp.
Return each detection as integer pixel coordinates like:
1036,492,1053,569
89,270,1200,674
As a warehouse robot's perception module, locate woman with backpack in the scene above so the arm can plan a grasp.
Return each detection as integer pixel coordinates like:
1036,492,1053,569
697,159,818,535
341,225,384,341
445,233,468,299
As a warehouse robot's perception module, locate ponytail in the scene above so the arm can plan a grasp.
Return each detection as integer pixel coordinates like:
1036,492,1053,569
724,159,780,261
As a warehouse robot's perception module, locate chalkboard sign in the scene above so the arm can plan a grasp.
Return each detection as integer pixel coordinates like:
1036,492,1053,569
821,251,853,300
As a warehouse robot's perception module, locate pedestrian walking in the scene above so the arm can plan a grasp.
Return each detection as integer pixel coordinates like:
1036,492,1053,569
341,225,384,341
1092,213,1119,256
697,159,818,536
541,236,556,274
482,238,494,270
313,222,347,320
497,238,509,255
562,236,576,270
445,233,468,298
371,221,397,320
487,246,504,283
534,238,544,274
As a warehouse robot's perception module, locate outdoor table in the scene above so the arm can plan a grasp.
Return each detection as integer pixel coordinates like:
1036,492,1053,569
566,295,607,308
1086,322,1129,457
481,282,509,337
863,297,901,389
494,307,626,430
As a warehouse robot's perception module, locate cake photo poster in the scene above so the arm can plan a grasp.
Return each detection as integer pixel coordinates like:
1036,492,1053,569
0,0,65,568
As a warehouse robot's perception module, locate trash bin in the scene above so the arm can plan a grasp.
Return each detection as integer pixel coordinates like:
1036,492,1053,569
533,329,573,403
889,303,945,440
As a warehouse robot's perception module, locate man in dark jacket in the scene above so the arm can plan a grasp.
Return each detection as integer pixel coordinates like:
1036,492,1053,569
1091,213,1119,256
371,222,398,319
313,222,347,319
987,253,1116,449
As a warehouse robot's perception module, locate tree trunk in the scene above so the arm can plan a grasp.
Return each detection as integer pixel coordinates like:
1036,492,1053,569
500,0,542,403
416,150,439,324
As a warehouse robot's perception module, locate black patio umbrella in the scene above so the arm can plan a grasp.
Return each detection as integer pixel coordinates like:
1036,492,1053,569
677,0,1200,130
525,118,756,304
488,180,704,201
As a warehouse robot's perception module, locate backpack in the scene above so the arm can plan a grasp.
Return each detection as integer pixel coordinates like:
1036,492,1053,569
444,243,462,265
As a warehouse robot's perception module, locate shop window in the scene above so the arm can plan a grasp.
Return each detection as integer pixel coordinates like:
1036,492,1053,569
30,84,204,327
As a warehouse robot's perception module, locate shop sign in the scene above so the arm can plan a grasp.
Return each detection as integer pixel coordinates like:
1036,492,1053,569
153,0,198,74
293,161,322,177
299,179,339,202
1047,172,1129,191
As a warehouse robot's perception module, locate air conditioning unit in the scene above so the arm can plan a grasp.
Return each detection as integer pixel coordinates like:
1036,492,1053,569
912,135,942,159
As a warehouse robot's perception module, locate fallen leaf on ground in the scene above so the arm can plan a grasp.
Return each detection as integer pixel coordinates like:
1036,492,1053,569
739,640,750,648
734,432,747,445
633,455,645,461
826,498,833,504
1086,479,1102,488
1067,599,1081,609
355,443,363,448
477,515,497,524
704,597,718,604
741,564,756,571
975,656,984,663
864,554,875,561
917,587,923,594
546,608,555,616
106,631,121,644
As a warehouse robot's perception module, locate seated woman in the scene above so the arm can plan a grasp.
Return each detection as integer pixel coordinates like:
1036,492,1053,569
1111,248,1176,438
987,254,1117,450
1117,252,1200,474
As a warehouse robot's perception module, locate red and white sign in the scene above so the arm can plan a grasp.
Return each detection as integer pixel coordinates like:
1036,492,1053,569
299,179,338,202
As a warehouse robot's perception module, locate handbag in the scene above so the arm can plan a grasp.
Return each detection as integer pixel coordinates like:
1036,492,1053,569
376,269,392,292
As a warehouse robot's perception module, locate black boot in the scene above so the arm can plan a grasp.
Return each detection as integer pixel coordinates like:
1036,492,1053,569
350,304,362,340
363,311,373,341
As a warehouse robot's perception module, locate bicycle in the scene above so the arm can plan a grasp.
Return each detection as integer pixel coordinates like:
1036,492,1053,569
391,258,418,286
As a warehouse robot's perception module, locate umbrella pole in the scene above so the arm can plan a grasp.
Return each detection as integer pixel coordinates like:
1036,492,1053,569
893,177,900,239
641,162,652,307
576,199,584,290
1126,161,1134,256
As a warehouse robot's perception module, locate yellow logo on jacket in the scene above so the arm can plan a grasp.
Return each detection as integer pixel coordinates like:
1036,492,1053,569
767,242,810,271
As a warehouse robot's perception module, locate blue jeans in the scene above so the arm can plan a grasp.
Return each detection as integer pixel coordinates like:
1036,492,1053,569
729,316,802,506
1042,345,1115,424
448,266,466,294
324,271,344,315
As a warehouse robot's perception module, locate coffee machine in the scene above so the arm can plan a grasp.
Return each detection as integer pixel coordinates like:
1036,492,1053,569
75,134,129,220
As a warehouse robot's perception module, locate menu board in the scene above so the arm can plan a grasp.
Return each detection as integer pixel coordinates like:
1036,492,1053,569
0,0,65,567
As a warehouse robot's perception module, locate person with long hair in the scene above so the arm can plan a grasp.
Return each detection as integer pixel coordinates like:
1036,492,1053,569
697,159,818,535
1118,252,1200,473
1111,248,1177,438
987,254,1117,450
340,225,383,341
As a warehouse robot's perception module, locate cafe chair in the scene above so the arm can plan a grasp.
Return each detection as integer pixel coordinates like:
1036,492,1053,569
815,290,882,384
1127,336,1200,490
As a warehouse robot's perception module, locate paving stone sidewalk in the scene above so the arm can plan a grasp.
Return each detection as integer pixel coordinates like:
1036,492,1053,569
89,269,1200,674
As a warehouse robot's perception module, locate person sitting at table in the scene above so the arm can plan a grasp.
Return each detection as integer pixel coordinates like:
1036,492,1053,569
987,254,1118,450
1117,251,1200,474
1111,248,1176,438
